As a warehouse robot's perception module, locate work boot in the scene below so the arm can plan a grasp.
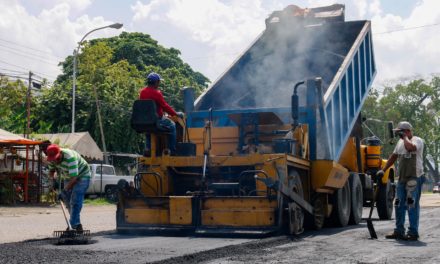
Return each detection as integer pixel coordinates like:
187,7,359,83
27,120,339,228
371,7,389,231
385,231,405,239
73,224,83,233
404,233,419,241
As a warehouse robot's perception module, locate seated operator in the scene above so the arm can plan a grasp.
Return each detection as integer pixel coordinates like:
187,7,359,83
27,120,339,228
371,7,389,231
139,72,183,154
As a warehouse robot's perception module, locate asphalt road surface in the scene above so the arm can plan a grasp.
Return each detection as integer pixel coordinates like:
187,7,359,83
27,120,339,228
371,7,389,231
1,194,440,264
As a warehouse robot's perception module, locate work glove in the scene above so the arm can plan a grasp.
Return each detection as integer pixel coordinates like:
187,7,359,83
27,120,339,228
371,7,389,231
176,112,185,118
57,190,68,202
376,170,385,178
395,130,405,139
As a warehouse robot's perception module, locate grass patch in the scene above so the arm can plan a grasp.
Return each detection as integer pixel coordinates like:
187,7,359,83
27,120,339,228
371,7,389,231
422,191,439,195
84,198,113,206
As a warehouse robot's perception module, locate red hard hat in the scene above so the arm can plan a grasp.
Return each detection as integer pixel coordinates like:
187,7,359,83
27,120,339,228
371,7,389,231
46,144,61,162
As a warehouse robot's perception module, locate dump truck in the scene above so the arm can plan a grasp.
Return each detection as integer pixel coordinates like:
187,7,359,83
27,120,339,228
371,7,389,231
117,4,395,235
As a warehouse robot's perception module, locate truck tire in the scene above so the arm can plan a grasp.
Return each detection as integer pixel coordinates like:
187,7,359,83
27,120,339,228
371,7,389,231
349,173,363,225
329,179,351,227
287,170,304,235
376,179,394,220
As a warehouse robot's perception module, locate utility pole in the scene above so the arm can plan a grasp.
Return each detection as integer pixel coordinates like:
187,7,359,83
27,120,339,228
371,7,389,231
72,49,77,133
26,71,33,138
92,86,108,164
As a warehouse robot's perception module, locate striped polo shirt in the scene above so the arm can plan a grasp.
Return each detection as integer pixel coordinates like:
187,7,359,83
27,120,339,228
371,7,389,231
48,149,91,179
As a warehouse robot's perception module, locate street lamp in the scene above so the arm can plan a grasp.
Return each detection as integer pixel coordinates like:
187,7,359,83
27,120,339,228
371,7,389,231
71,23,123,133
363,118,395,144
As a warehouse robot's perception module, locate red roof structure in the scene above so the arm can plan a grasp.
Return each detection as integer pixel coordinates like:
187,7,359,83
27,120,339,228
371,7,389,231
0,129,43,203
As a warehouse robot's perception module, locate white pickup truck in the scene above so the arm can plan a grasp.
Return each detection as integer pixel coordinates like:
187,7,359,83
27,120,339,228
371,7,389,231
85,164,134,202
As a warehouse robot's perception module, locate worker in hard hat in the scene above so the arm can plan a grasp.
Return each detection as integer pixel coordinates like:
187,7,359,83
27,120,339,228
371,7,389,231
46,144,91,232
139,72,184,155
378,121,425,241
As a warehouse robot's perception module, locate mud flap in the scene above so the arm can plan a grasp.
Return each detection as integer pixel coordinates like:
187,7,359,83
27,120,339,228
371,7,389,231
367,185,379,239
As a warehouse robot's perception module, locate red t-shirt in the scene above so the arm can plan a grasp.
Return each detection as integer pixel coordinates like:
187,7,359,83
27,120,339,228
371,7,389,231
139,86,177,117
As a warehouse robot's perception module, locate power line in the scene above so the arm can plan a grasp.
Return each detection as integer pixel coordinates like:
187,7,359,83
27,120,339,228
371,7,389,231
0,38,63,58
0,73,28,80
185,52,240,60
183,22,440,61
0,73,53,89
32,72,57,80
0,69,28,76
375,22,440,35
0,43,61,63
0,59,57,80
0,68,27,74
29,71,56,81
0,46,59,65
0,71,45,82
0,59,28,71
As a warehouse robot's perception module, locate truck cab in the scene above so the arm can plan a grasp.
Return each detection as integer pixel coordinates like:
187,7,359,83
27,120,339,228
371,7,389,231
86,164,134,202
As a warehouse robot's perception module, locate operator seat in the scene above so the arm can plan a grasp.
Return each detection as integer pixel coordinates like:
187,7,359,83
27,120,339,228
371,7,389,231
131,100,172,156
130,100,172,134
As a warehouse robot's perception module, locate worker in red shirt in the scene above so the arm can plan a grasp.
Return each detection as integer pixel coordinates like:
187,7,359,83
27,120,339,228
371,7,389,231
139,72,183,154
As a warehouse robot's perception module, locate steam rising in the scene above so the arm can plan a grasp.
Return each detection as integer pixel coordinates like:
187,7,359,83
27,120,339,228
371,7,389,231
195,17,364,111
193,11,371,161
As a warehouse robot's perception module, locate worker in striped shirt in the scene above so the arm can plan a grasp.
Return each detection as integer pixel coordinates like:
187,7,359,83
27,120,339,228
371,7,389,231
46,144,91,231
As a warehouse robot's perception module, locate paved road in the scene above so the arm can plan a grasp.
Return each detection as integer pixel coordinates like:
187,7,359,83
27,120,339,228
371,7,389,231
0,194,439,263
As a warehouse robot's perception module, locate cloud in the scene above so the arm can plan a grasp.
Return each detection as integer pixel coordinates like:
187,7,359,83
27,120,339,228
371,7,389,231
368,0,382,16
25,0,93,12
62,0,92,11
371,0,440,83
131,0,164,22
298,0,440,83
131,0,268,80
0,0,122,81
2,0,438,85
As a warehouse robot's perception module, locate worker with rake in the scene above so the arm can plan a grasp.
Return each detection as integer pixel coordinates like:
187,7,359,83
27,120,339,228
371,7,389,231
46,144,91,232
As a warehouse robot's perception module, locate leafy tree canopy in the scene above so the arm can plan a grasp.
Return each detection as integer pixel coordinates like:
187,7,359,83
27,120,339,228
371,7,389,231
33,32,209,153
0,77,27,133
361,76,440,164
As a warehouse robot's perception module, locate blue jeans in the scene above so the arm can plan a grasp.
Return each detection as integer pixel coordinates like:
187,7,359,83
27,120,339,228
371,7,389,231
64,177,90,227
394,176,425,236
145,117,177,152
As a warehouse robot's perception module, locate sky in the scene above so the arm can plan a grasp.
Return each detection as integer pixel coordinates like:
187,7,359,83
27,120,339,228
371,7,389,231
0,0,439,87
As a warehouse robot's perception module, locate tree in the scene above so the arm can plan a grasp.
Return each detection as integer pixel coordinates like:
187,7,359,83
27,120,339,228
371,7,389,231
362,76,440,163
0,77,27,133
33,32,209,154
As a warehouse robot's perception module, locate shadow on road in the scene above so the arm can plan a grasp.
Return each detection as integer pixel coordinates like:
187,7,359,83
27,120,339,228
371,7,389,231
396,240,428,247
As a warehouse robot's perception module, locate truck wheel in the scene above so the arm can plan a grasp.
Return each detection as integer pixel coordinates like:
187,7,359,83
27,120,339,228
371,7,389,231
287,170,304,235
349,173,363,225
376,179,394,220
105,186,118,203
329,179,351,227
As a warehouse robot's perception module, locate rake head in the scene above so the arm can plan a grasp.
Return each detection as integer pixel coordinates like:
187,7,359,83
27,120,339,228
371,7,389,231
53,229,91,245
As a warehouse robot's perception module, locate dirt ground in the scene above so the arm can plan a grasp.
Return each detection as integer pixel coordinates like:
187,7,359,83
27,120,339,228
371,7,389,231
0,194,439,264
0,204,116,243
